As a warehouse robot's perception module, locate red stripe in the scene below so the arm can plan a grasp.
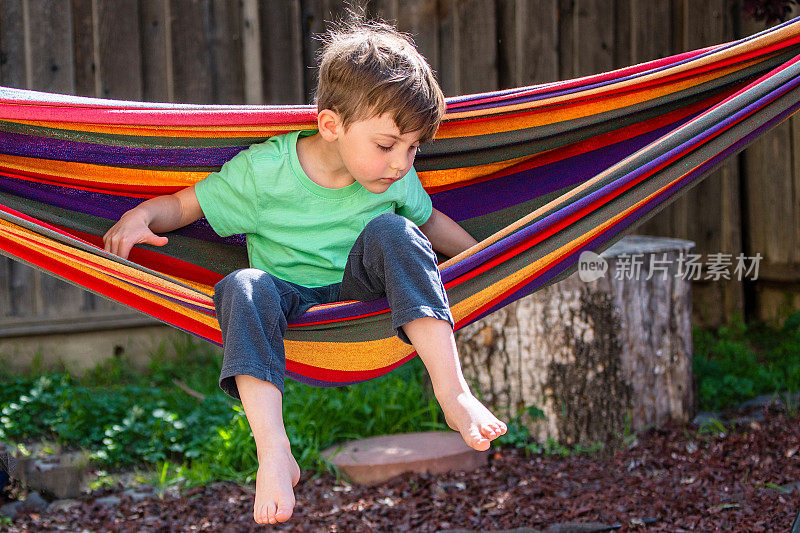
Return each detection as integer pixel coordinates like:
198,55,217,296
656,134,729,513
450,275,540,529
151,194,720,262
0,167,185,196
8,229,213,308
0,230,222,344
427,88,734,195
286,351,418,384
442,35,800,124
68,229,226,287
444,76,767,292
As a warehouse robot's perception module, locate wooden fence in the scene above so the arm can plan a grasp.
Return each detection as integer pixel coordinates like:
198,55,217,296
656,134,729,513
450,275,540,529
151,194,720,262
0,0,798,338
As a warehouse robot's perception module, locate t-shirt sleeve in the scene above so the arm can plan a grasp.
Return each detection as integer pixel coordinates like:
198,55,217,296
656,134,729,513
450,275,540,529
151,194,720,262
396,167,433,226
194,149,259,237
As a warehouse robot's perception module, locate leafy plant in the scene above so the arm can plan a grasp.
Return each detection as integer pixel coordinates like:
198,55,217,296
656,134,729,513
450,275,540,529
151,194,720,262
693,311,800,411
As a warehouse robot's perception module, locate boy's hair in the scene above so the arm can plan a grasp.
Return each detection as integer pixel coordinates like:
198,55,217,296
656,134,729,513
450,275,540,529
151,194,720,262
315,15,445,143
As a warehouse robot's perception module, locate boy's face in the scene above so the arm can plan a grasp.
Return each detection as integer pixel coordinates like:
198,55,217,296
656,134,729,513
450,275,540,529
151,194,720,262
335,112,422,194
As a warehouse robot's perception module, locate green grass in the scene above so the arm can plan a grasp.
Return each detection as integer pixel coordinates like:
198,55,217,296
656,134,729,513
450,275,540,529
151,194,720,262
3,307,796,489
693,310,800,411
0,334,446,486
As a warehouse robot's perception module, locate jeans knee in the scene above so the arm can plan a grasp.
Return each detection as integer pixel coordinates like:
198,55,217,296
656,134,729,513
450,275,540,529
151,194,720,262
364,213,430,249
214,268,278,305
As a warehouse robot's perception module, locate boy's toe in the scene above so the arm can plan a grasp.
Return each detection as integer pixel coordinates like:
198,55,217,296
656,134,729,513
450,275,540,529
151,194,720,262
480,424,499,439
254,504,268,525
276,505,294,522
266,502,278,524
467,427,490,451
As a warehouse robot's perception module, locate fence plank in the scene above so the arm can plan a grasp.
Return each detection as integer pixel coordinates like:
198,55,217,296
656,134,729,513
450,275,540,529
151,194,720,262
497,0,558,88
576,0,615,77
26,0,89,318
374,0,440,83
7,261,36,317
70,0,95,97
261,0,304,104
28,0,75,92
209,0,243,104
0,256,9,317
0,0,27,89
436,0,457,95
171,0,213,103
300,0,351,104
630,0,673,64
140,0,172,102
97,0,142,100
683,0,743,325
437,0,497,97
241,0,263,105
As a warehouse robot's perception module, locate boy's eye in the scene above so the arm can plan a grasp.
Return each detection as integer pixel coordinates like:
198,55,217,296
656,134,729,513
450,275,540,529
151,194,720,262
377,144,393,151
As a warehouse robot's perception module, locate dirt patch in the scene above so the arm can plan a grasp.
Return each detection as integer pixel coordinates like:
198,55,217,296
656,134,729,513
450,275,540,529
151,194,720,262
4,405,800,532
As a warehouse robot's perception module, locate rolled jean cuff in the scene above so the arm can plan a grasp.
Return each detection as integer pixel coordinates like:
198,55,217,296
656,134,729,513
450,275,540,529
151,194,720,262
219,364,285,400
392,306,455,344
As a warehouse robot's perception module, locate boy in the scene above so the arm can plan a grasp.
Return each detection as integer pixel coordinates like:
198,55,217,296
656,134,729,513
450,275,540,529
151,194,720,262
103,17,506,525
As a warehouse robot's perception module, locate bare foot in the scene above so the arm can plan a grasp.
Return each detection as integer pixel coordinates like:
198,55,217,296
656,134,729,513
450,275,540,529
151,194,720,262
440,392,507,451
253,446,301,524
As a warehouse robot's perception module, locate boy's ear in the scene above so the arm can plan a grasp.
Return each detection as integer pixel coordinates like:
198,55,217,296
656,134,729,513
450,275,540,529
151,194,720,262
317,109,342,142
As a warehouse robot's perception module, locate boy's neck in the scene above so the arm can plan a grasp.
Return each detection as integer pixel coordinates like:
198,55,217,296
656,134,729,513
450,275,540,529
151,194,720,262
296,133,356,189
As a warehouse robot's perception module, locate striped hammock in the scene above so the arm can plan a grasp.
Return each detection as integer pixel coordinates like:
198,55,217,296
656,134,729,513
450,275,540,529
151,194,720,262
1,19,799,387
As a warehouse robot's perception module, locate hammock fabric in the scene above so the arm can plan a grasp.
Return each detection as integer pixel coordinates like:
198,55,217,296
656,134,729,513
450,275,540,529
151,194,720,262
1,20,799,387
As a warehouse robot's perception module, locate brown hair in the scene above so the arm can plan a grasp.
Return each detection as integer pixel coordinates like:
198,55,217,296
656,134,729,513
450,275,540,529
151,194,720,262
314,15,445,143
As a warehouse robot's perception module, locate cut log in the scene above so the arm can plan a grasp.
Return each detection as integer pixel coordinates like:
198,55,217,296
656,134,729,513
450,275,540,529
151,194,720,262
456,235,695,446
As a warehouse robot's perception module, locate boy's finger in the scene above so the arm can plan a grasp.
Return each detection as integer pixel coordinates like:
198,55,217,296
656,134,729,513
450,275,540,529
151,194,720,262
142,234,169,247
118,242,132,260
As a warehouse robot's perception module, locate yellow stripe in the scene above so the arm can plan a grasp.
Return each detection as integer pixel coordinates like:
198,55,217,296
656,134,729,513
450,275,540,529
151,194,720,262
0,154,208,187
0,219,217,318
3,119,316,137
285,159,694,372
436,60,759,138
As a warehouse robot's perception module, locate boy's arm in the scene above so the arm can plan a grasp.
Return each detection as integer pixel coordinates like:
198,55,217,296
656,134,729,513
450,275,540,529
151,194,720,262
418,208,478,258
103,185,204,260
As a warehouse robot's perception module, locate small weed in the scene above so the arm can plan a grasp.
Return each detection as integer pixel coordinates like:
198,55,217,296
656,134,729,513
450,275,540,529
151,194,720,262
756,481,790,493
694,311,800,411
697,417,727,439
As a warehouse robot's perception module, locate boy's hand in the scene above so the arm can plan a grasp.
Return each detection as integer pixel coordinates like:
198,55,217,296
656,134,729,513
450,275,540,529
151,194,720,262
103,209,169,260
103,185,203,260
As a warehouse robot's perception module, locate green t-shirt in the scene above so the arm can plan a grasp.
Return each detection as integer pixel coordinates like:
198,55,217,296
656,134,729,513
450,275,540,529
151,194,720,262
195,130,433,287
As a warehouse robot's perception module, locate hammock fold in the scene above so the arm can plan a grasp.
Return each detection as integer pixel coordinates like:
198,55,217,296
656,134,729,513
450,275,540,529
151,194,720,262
1,19,799,386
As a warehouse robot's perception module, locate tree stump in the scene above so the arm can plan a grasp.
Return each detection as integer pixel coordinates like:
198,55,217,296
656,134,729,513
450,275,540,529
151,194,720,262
456,235,695,446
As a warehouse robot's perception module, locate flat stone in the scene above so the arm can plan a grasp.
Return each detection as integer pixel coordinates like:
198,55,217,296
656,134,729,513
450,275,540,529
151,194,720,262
48,499,82,513
20,491,49,513
546,523,618,533
94,495,121,508
322,431,488,485
438,529,542,533
0,501,23,518
16,450,90,499
122,487,155,502
779,481,800,493
692,411,722,426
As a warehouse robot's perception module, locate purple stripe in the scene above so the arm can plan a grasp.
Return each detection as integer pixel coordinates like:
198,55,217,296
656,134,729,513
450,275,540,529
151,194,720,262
446,17,799,110
285,371,362,387
0,130,245,167
0,175,242,245
296,80,793,353
281,68,798,327
441,59,800,283
466,82,800,325
430,118,691,221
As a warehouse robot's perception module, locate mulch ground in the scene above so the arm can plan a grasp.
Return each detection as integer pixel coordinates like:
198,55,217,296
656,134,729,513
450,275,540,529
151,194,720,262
4,404,800,532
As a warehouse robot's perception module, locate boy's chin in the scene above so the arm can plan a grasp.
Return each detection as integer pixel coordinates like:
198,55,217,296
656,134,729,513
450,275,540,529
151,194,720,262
363,181,394,194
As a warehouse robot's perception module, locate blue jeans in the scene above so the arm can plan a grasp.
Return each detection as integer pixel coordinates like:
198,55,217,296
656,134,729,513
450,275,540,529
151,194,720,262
213,213,454,399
